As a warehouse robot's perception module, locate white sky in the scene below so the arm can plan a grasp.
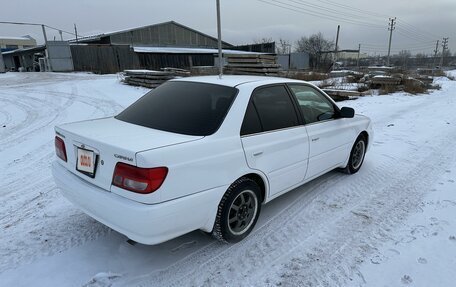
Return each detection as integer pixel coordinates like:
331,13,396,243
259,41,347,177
0,0,454,55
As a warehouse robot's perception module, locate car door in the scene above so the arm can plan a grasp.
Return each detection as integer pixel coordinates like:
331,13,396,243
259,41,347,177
240,85,310,197
287,84,355,180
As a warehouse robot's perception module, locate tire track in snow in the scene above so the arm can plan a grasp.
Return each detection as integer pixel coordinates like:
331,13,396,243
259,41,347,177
0,75,129,272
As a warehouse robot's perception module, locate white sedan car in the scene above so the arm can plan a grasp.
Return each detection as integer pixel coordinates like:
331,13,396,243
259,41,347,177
52,76,372,244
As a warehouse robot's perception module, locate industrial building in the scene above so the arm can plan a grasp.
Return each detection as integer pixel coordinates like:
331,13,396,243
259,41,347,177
70,21,274,74
1,21,275,74
0,35,36,52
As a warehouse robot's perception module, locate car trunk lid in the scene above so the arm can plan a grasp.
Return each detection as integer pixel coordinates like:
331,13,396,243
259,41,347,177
55,117,203,192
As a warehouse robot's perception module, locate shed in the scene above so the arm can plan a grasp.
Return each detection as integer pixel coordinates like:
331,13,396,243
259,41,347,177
2,45,46,71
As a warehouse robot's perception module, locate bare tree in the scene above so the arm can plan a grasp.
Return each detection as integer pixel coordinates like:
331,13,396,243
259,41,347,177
253,37,273,44
415,53,427,67
276,38,291,54
396,50,411,68
295,32,334,70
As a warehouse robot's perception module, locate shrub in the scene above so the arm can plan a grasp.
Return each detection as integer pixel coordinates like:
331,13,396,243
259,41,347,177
379,84,400,95
403,79,427,94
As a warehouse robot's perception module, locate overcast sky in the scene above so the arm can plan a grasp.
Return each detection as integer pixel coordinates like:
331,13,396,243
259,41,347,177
1,0,454,55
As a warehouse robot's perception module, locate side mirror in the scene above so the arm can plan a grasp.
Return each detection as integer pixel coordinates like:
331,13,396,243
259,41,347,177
340,107,355,118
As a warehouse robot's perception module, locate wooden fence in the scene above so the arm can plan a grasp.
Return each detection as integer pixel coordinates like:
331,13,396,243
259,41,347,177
70,45,140,74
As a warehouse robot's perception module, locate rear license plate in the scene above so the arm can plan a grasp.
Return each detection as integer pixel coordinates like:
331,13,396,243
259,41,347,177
76,148,97,177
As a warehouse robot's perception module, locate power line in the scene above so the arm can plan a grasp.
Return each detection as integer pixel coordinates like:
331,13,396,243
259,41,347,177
0,21,82,37
256,0,385,28
318,0,391,19
288,0,385,23
396,25,437,42
396,19,443,39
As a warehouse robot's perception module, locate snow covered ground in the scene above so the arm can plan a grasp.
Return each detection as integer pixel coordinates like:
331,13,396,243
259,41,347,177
0,72,455,287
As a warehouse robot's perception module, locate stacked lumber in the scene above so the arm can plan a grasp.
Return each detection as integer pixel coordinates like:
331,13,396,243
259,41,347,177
224,54,280,76
122,68,189,89
322,89,368,102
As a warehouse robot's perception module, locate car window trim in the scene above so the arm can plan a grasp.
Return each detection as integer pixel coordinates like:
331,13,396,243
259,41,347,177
240,124,306,138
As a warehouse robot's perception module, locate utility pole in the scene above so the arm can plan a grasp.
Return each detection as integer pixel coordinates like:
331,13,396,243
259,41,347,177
335,25,340,61
59,30,63,41
386,17,396,66
41,24,52,72
74,24,78,43
333,25,340,70
216,0,223,78
433,40,439,68
41,24,48,44
439,37,449,68
357,43,361,70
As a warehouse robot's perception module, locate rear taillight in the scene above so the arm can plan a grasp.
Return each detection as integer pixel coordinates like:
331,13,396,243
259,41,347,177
55,136,67,162
112,163,168,194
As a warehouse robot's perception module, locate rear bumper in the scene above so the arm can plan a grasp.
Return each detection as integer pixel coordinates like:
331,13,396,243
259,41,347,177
52,161,226,245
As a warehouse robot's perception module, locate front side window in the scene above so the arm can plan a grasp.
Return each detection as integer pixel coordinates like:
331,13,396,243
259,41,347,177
288,85,336,124
116,81,237,136
241,85,299,135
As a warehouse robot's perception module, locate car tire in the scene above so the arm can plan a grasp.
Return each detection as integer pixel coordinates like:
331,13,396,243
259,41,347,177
343,134,367,174
212,178,261,243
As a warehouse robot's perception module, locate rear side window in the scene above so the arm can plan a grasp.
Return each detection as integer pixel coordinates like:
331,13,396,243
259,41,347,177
250,85,299,132
241,101,262,136
116,81,238,136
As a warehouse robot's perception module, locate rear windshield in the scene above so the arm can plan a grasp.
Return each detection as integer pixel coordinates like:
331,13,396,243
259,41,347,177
116,81,238,136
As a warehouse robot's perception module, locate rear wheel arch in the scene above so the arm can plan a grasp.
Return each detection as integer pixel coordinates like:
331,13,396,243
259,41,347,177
242,173,267,203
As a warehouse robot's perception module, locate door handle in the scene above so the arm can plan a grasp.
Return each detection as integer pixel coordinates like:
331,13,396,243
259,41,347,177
311,137,320,142
253,151,263,156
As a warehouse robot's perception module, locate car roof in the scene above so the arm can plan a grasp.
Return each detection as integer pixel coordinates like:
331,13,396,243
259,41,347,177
171,75,307,88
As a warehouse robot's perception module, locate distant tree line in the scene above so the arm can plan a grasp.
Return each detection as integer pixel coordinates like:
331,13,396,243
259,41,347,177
253,33,455,69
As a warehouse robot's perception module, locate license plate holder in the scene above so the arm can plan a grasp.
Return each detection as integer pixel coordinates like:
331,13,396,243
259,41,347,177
76,147,97,178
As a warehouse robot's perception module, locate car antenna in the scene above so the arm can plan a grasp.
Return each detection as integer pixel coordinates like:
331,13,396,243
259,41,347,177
216,0,223,79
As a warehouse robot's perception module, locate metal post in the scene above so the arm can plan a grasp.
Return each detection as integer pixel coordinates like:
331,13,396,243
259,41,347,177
387,17,396,66
216,0,223,78
41,24,48,43
74,24,78,43
41,25,52,72
59,30,63,41
440,37,449,68
433,40,439,68
334,25,340,63
357,44,361,70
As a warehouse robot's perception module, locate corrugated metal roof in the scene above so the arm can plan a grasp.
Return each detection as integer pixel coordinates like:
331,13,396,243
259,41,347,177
0,36,34,41
133,46,264,55
71,21,232,47
2,45,45,55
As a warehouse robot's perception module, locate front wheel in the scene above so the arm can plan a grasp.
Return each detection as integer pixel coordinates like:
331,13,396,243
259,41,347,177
343,135,367,174
212,178,261,243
